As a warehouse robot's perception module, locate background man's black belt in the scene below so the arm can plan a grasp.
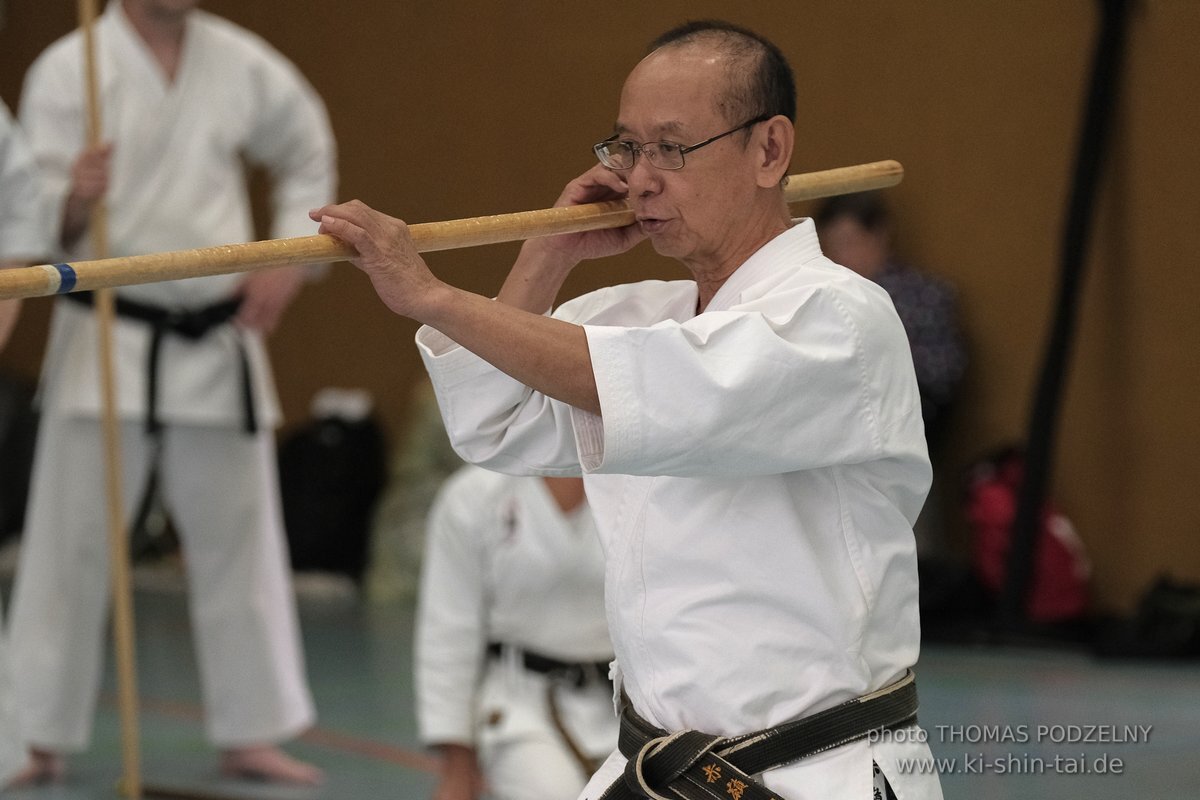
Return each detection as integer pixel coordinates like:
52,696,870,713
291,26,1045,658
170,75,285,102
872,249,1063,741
64,290,257,548
599,671,919,800
486,642,611,689
64,290,256,435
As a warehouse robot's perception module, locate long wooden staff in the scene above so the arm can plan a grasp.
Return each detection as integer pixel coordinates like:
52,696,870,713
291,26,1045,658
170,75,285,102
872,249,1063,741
78,1,143,797
0,160,902,300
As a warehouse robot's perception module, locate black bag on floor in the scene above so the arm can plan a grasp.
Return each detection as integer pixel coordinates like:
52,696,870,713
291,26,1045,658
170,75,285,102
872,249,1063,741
0,371,38,544
278,412,387,582
1093,576,1200,659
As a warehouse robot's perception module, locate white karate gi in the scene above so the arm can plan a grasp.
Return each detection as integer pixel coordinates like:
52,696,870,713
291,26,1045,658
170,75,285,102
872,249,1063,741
9,2,336,750
416,220,944,800
0,611,20,786
416,466,616,800
0,98,54,787
0,101,54,265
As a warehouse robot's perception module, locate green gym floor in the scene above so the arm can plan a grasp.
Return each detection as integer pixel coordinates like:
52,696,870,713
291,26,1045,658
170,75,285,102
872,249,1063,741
2,566,1199,800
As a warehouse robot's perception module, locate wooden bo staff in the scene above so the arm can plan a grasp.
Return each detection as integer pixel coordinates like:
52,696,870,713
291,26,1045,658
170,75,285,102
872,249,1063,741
0,160,902,300
77,0,144,797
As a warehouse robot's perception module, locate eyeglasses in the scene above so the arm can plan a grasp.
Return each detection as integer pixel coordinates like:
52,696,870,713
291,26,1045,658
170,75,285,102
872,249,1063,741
593,114,771,171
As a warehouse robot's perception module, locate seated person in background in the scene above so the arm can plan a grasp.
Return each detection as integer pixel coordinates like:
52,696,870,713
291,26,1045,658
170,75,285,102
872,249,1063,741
416,467,615,800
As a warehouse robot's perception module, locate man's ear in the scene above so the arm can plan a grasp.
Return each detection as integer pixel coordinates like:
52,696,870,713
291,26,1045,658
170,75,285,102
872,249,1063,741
755,115,794,188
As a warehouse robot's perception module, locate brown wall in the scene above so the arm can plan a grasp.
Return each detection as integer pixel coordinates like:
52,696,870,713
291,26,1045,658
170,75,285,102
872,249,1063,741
2,1,1197,612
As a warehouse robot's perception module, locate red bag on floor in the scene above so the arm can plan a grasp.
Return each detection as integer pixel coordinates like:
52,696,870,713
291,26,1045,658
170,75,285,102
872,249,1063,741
966,447,1091,623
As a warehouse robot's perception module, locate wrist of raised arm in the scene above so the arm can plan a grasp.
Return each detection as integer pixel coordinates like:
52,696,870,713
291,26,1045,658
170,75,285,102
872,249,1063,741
497,244,576,311
514,239,577,280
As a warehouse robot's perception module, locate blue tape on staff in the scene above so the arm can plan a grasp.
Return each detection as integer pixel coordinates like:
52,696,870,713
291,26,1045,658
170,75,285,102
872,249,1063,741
52,263,77,294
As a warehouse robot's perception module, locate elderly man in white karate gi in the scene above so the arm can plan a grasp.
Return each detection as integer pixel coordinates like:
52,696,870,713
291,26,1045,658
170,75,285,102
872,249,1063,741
417,467,616,800
0,97,55,788
313,19,943,800
7,0,335,786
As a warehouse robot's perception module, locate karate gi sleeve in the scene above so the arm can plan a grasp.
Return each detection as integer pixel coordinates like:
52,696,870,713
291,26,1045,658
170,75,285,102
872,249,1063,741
414,467,492,746
416,324,585,477
241,49,337,241
578,285,928,478
0,102,55,262
17,47,85,252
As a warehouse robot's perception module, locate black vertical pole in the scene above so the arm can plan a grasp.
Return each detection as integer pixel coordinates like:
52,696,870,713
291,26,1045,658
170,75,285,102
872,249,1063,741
999,0,1132,628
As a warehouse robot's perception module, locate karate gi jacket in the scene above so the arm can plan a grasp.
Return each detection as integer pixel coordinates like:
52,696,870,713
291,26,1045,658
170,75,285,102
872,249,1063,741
416,220,943,800
416,465,612,748
18,1,336,428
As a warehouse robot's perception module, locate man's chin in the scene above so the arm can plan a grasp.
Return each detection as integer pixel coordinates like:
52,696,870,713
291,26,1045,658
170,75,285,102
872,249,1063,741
646,235,681,258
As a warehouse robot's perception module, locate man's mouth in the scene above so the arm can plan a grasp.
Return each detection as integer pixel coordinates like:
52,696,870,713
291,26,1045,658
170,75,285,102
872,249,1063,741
637,217,668,234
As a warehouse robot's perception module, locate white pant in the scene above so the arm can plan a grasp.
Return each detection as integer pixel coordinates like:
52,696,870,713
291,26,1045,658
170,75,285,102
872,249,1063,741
0,597,23,783
8,414,314,749
476,660,617,800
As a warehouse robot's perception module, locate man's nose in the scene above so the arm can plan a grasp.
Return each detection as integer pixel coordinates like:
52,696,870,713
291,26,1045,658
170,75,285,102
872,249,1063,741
626,155,662,197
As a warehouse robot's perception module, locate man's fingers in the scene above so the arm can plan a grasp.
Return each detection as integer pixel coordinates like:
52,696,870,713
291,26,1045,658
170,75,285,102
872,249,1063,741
560,166,628,206
313,202,393,247
317,212,371,255
312,199,390,232
589,165,630,196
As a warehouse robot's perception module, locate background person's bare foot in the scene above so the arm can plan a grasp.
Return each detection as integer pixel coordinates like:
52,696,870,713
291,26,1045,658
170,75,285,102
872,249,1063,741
219,744,323,785
4,748,66,788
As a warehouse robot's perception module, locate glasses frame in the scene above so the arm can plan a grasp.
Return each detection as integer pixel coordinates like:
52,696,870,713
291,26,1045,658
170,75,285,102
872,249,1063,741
593,113,772,171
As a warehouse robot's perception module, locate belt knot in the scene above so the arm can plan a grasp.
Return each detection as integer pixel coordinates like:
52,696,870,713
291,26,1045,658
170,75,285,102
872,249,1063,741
624,730,727,800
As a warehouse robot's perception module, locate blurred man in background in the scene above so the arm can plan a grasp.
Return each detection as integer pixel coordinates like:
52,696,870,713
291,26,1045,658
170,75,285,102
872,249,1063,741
8,0,336,785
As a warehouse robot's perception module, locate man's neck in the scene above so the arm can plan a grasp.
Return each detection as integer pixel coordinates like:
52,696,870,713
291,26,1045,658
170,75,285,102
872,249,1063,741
690,209,791,313
121,0,188,80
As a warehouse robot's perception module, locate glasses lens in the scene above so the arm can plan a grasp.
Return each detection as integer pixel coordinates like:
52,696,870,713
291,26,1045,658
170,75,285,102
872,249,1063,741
594,140,635,169
645,142,684,170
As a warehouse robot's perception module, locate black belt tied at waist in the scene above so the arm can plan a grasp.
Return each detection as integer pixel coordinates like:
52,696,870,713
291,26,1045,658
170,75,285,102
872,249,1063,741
599,671,919,800
64,290,256,546
486,642,612,689
64,290,256,436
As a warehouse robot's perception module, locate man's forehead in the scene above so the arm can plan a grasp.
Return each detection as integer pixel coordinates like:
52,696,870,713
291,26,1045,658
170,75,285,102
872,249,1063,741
612,118,689,137
615,46,730,136
613,90,729,137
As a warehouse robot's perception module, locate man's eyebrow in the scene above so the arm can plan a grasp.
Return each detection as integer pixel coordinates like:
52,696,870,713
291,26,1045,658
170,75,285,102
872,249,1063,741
612,120,688,138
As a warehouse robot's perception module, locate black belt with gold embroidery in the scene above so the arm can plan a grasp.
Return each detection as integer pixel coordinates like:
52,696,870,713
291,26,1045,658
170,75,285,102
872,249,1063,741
598,671,918,800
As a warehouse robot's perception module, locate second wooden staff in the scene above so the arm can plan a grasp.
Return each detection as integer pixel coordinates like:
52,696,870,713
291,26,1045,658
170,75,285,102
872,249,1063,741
0,159,902,301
